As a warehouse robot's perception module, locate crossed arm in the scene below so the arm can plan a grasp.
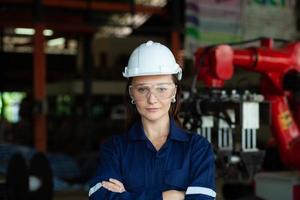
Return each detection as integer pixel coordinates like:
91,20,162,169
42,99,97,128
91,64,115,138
89,136,216,200
102,178,185,200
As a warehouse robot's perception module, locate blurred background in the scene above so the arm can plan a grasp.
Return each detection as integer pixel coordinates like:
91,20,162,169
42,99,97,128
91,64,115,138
0,0,300,200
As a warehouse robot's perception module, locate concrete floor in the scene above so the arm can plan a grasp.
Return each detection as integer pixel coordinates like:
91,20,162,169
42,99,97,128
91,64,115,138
54,190,88,200
53,186,224,200
52,176,226,200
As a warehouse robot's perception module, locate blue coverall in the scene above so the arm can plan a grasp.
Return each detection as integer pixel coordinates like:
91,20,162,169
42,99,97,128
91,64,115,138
89,118,216,200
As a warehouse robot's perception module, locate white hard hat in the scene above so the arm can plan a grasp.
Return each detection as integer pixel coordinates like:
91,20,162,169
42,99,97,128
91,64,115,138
123,41,182,80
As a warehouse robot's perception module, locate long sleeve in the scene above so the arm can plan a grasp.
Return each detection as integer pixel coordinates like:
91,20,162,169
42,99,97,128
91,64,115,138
89,137,163,200
185,137,216,200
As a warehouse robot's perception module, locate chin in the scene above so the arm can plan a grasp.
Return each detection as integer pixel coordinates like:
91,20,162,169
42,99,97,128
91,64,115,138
142,112,167,122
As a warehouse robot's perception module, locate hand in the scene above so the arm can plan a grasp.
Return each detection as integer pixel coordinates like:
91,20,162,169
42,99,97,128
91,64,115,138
163,190,185,200
102,178,126,193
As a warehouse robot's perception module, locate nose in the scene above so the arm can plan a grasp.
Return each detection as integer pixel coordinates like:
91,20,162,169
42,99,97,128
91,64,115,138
147,91,158,104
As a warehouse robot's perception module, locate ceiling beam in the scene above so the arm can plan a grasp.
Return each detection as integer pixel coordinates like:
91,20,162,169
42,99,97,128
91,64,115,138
0,9,93,33
42,0,166,15
0,0,33,4
0,20,94,34
0,0,166,14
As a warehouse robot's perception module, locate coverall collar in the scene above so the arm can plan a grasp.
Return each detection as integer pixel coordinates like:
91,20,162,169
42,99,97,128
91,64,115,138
128,116,189,142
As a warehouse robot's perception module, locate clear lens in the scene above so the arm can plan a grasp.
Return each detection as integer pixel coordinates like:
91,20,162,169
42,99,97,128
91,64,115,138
129,83,176,101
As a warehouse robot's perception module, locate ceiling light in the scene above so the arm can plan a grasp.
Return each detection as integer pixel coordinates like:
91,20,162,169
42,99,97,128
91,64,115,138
47,37,65,46
14,28,54,36
136,0,167,6
14,28,34,35
43,29,54,36
96,26,133,38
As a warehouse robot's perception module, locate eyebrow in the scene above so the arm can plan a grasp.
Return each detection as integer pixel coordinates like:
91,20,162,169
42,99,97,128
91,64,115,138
132,82,174,86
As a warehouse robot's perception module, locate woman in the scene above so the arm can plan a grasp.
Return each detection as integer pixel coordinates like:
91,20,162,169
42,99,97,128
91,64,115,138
89,41,216,200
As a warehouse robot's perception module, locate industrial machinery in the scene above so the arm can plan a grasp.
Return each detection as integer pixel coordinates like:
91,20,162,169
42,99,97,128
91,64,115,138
189,38,300,200
0,152,53,200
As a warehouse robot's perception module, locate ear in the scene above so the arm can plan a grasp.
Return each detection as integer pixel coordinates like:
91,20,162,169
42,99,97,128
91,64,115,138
173,86,178,98
128,86,134,99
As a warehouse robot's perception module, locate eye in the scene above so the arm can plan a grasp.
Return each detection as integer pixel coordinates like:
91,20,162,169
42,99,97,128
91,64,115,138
156,87,167,93
137,87,148,94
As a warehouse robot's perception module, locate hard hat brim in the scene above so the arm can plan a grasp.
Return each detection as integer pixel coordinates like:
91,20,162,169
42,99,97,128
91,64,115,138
123,66,182,80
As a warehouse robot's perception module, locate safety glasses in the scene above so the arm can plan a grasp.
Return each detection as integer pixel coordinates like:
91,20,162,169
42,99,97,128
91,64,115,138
129,83,177,101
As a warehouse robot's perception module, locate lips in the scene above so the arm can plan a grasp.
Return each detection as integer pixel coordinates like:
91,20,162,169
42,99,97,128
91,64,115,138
146,108,159,112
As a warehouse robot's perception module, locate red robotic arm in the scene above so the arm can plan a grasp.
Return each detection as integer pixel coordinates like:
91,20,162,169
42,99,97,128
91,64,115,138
195,38,300,170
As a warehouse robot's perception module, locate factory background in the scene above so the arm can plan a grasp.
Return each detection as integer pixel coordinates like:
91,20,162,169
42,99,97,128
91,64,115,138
0,0,300,200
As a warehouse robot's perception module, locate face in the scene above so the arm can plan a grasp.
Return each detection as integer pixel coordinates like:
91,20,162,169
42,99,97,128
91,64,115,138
130,75,177,123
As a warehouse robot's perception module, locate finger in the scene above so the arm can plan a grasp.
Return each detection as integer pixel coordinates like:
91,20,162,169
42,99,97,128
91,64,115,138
109,178,126,192
109,178,124,187
103,182,119,192
102,181,120,192
102,181,124,193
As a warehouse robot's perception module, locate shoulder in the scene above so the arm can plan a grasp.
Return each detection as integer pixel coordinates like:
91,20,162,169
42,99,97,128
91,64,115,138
181,130,212,151
100,133,129,154
181,131,215,165
182,129,210,144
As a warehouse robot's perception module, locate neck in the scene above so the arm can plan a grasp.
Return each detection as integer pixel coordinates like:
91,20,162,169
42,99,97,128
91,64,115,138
141,115,170,141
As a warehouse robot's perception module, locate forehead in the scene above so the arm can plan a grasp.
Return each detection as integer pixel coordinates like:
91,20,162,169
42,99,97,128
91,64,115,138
131,75,173,84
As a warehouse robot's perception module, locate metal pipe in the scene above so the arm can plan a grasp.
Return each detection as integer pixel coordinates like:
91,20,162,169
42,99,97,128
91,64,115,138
242,129,246,150
229,128,233,149
223,128,228,147
207,128,211,143
218,129,222,148
253,129,257,149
